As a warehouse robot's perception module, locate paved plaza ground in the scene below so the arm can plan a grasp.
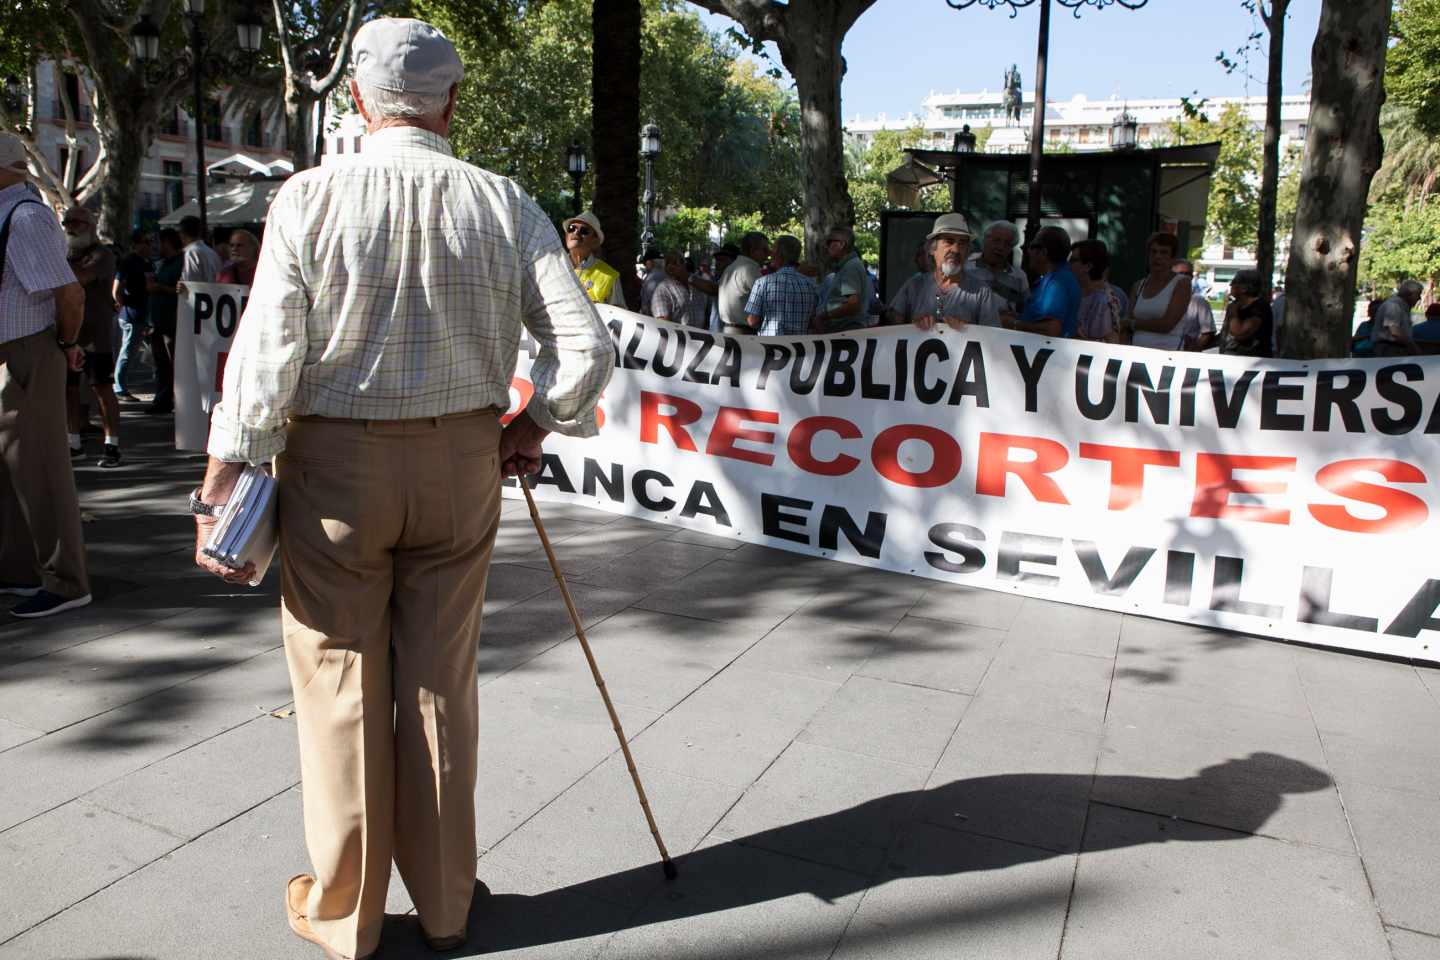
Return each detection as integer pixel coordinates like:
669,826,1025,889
1,406,1439,960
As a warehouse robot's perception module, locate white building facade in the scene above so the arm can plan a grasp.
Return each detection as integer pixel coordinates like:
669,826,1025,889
22,61,291,228
847,90,1312,289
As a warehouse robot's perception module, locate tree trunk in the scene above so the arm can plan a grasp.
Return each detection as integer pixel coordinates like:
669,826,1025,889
775,4,854,265
1255,0,1287,300
592,0,642,309
286,80,315,173
1281,0,1390,359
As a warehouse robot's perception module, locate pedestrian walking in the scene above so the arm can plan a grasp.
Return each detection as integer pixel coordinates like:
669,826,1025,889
0,131,92,619
113,229,154,401
191,19,611,960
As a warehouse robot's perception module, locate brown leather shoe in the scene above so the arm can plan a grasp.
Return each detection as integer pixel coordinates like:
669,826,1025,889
285,873,375,960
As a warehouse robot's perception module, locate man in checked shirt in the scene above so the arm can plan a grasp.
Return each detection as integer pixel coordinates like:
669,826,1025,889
190,19,612,960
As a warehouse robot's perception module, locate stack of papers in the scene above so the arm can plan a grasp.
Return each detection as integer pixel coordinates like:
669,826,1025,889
202,463,279,587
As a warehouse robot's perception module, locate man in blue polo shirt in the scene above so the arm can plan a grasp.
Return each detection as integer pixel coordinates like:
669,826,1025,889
1009,225,1080,338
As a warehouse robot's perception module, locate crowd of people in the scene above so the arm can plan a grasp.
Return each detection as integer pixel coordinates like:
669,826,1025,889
561,208,1418,362
62,212,259,467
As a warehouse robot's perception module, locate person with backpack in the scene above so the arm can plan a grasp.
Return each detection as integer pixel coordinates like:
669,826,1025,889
0,131,92,619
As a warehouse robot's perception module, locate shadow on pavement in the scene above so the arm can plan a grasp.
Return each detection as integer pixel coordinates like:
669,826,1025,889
376,753,1330,958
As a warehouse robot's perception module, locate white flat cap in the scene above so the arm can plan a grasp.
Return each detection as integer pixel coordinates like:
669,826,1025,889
352,18,463,96
0,132,29,173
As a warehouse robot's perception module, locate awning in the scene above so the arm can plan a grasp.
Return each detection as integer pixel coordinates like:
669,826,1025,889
159,177,287,228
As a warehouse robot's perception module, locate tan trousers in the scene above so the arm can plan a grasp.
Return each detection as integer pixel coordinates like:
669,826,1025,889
0,328,89,598
277,410,501,960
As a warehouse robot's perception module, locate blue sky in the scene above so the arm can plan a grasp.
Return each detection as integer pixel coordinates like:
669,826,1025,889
688,0,1323,120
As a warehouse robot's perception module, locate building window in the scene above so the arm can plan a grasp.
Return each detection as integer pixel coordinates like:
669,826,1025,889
243,112,264,148
163,159,185,211
205,99,223,142
161,107,181,136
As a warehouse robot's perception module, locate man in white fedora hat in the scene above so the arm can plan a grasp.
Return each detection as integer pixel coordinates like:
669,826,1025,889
563,209,625,307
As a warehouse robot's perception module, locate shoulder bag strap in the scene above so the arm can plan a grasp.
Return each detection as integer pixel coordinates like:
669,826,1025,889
0,198,45,288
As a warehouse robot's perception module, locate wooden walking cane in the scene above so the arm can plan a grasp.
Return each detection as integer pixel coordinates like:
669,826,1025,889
520,477,679,881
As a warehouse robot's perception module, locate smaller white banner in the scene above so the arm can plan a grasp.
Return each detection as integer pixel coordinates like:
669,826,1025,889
175,282,250,452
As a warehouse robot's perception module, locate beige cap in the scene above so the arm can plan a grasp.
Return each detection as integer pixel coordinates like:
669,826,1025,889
925,212,973,241
563,210,604,245
352,18,463,96
0,132,29,173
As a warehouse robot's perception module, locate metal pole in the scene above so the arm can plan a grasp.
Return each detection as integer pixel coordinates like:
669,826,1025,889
190,14,208,238
1025,0,1051,246
571,170,583,216
640,154,656,251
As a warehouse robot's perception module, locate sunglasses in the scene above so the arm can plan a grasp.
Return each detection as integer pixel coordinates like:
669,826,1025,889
565,223,593,238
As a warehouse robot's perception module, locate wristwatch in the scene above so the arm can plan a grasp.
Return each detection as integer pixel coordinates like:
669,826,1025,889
56,335,78,350
188,487,226,517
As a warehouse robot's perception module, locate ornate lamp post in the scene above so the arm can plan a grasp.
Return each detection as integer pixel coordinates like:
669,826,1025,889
566,141,587,217
639,122,660,253
944,0,1148,243
130,0,265,237
1109,104,1139,151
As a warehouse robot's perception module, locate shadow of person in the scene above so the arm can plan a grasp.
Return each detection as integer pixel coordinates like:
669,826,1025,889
376,753,1329,958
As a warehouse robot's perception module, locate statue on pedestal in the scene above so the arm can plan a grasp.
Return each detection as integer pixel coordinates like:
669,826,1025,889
1002,64,1023,125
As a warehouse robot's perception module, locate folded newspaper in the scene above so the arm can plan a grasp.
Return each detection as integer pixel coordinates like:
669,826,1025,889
202,463,278,587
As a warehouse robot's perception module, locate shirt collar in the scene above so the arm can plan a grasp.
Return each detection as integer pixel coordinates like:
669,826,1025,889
363,125,455,157
578,254,597,270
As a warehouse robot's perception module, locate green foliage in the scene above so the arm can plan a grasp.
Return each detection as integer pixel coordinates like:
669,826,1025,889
1169,101,1260,250
845,126,948,261
1387,0,1440,137
1359,196,1440,288
418,0,803,229
653,206,799,258
1274,143,1302,248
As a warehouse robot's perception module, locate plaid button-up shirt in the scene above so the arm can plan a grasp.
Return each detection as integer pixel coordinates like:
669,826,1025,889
0,183,75,345
208,126,613,463
744,266,818,337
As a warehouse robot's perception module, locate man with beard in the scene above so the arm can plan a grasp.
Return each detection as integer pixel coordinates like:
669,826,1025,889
884,213,999,330
966,219,1028,316
61,205,121,467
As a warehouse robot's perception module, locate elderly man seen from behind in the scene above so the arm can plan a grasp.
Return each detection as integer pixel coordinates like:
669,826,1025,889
744,235,816,336
1373,279,1424,357
192,19,612,960
886,213,1000,331
0,131,90,619
966,219,1029,315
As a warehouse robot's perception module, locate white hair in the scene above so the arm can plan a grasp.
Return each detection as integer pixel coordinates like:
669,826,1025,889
355,82,451,121
984,220,1020,244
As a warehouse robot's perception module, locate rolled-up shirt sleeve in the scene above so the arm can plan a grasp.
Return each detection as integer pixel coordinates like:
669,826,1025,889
518,198,613,437
207,188,310,463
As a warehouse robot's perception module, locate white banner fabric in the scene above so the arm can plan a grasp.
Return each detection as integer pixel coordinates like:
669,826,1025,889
175,282,250,452
504,306,1440,664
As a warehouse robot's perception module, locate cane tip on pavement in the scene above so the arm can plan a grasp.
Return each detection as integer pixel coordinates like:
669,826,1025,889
663,859,678,881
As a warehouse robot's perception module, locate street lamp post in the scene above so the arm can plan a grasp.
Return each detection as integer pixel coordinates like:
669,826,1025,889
944,0,1149,243
129,0,265,238
566,141,587,217
639,122,660,253
1109,104,1138,151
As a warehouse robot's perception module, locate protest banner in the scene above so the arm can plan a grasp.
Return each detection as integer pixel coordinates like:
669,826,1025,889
175,282,249,451
505,306,1440,664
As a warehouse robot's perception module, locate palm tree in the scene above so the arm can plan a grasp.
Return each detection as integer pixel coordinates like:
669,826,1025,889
1374,103,1440,208
592,0,642,308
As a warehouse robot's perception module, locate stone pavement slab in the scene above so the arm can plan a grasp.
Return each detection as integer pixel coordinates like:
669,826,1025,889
1061,804,1391,960
4,409,1439,959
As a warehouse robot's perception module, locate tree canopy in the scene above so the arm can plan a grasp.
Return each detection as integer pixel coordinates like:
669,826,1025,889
420,0,802,230
1386,0,1440,138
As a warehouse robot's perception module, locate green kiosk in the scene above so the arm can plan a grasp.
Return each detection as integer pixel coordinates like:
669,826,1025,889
879,143,1220,305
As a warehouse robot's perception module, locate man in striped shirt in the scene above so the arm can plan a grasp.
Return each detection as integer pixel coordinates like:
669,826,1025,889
191,19,612,960
0,132,91,620
744,234,818,336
